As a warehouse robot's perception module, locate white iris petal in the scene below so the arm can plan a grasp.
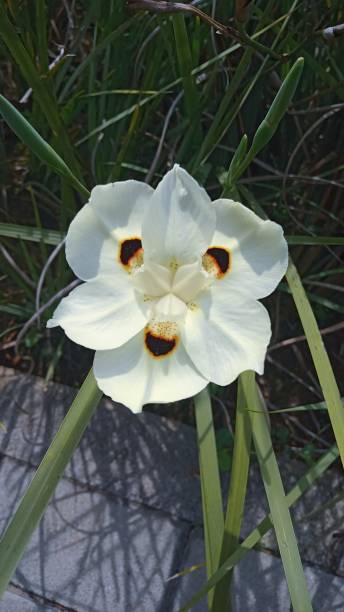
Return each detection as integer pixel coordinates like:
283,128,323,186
48,164,288,411
172,261,210,303
142,164,216,266
132,261,173,297
154,293,187,322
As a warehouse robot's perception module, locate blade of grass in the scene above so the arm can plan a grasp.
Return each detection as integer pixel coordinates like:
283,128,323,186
35,0,48,74
286,236,344,246
0,95,89,198
0,368,102,596
76,14,286,146
241,370,313,612
212,376,252,610
172,14,200,126
0,4,82,178
180,442,338,610
194,387,224,608
0,223,63,245
286,259,344,468
4,223,330,249
279,283,344,315
58,16,138,103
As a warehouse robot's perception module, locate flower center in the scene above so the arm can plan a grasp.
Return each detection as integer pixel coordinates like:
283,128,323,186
132,259,210,359
133,259,209,306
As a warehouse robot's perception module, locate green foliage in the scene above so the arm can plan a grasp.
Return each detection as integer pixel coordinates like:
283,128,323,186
216,428,234,472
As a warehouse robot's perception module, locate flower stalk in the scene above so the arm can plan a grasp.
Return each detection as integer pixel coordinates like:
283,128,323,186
211,375,252,610
194,388,224,609
229,56,304,185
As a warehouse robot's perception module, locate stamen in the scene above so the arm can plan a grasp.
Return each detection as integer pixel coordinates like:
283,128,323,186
169,259,180,272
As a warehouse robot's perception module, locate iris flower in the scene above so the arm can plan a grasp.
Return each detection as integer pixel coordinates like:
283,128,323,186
48,165,288,411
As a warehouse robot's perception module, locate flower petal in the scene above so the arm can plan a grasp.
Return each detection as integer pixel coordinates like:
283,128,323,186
66,181,153,281
172,260,210,303
132,260,173,297
47,276,149,350
142,165,215,266
93,331,208,411
181,286,271,386
211,199,288,298
153,293,187,322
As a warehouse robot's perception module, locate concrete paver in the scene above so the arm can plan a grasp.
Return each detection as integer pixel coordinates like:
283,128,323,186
0,589,52,612
172,527,344,612
0,455,188,612
0,367,343,611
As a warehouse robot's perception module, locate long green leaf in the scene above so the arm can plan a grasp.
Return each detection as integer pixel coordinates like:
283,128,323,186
0,223,63,245
4,222,336,249
0,369,102,596
75,14,288,146
172,14,199,124
194,388,224,608
180,443,338,610
212,376,252,610
0,95,89,198
286,235,344,246
241,371,313,612
0,4,82,178
286,259,344,468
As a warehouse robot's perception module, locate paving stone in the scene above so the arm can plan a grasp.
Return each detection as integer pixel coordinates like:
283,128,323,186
0,589,51,611
0,367,343,582
0,455,188,612
0,367,201,523
172,527,344,612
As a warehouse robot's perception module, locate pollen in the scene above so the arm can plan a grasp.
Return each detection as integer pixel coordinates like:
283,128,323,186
144,320,178,359
118,237,143,272
202,246,231,279
169,259,180,272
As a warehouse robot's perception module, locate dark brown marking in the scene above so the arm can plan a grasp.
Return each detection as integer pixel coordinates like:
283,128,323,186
119,237,142,266
145,331,176,358
206,247,231,275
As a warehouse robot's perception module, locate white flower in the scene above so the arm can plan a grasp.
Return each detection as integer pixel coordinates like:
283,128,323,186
47,165,288,411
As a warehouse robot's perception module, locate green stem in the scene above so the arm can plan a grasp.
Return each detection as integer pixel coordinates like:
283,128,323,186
194,388,224,609
242,371,313,612
212,377,252,611
172,14,200,130
0,369,102,596
286,259,344,468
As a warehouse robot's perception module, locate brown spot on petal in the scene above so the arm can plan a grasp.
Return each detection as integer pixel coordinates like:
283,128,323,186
144,321,178,359
202,246,231,278
119,237,143,271
145,332,176,357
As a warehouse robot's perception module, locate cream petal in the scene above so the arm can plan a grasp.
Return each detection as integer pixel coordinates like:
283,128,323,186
66,181,153,281
47,276,149,350
93,332,208,411
154,293,187,322
142,165,215,267
181,286,271,386
211,199,288,299
132,260,173,297
172,260,210,303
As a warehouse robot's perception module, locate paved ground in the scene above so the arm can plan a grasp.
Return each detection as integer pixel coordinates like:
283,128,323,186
0,367,343,611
